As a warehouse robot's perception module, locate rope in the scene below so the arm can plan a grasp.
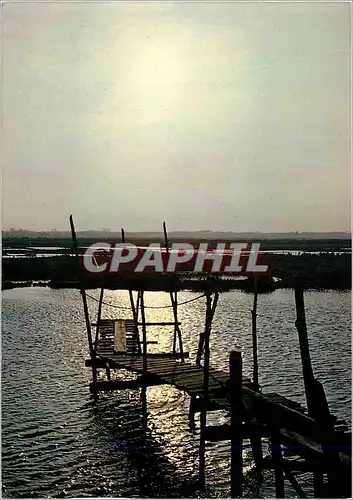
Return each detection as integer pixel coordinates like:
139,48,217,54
85,292,206,309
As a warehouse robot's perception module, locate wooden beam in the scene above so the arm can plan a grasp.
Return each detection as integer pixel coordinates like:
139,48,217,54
85,352,190,367
283,462,307,498
204,422,268,442
137,321,181,326
89,377,163,392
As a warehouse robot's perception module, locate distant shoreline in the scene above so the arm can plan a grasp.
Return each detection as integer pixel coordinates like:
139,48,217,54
2,238,351,292
2,231,351,240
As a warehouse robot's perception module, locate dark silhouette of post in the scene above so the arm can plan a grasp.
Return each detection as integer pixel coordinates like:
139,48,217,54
270,431,285,498
230,350,243,498
310,378,347,498
163,221,184,360
199,293,212,488
251,277,259,388
122,227,142,354
139,291,148,376
294,287,315,411
250,277,263,471
94,288,104,352
69,214,97,388
294,286,325,496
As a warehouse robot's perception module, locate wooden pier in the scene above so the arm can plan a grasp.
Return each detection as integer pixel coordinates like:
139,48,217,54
69,215,351,498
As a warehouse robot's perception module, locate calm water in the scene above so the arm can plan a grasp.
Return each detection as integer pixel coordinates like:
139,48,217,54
2,287,351,498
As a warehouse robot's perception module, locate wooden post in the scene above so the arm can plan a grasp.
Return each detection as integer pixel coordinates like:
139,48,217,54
249,277,263,473
69,215,97,387
196,292,219,365
170,291,184,360
163,221,184,360
122,228,142,354
128,290,142,354
310,378,346,498
250,425,263,477
230,350,243,498
139,291,148,376
188,395,196,428
294,287,315,412
163,221,175,353
139,290,148,433
251,277,259,388
196,331,205,366
105,362,111,381
141,382,148,430
199,293,212,489
93,288,110,379
162,220,169,250
270,431,285,498
282,463,307,498
294,287,325,497
94,288,104,352
172,291,177,354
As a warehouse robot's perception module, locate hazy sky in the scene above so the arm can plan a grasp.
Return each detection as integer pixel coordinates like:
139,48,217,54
2,1,351,232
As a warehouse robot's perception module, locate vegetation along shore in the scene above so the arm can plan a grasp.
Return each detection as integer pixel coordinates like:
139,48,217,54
2,237,351,292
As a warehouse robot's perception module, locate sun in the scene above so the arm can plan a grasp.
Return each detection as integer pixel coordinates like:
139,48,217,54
118,35,188,123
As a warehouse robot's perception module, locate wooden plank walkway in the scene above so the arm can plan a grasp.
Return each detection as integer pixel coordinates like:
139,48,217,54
94,318,252,397
94,353,252,396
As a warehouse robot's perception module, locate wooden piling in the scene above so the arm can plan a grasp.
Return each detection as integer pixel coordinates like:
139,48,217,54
250,426,263,477
196,291,219,365
251,277,259,388
196,331,205,366
249,277,263,472
171,291,184,360
199,293,212,489
130,291,142,354
294,287,325,496
94,288,104,352
230,350,243,498
188,395,196,428
163,221,184,360
94,288,111,380
310,378,347,498
139,291,148,376
121,228,142,354
69,215,97,387
198,291,220,488
270,431,285,498
294,287,315,411
105,362,111,380
282,463,307,498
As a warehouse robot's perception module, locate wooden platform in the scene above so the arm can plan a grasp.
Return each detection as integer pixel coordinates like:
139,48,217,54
93,318,251,397
91,353,252,397
90,317,351,471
